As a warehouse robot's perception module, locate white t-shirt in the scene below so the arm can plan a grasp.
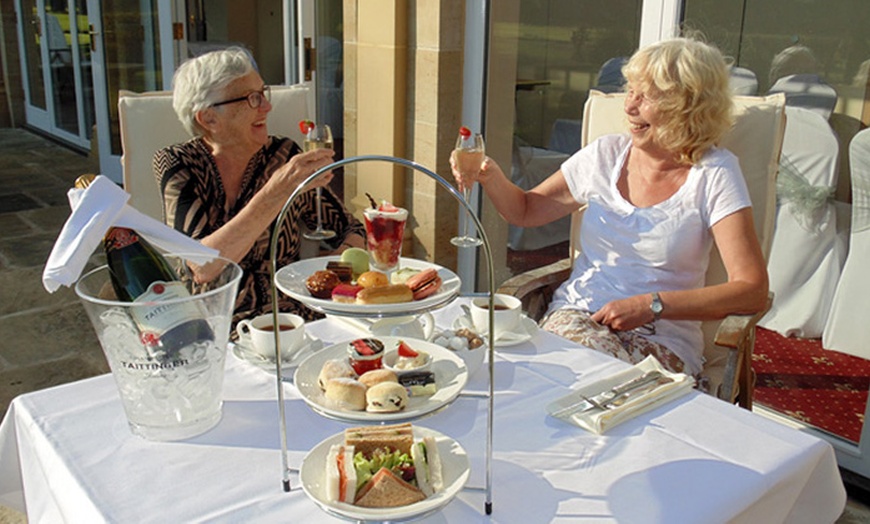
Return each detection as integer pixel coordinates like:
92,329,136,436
548,134,752,374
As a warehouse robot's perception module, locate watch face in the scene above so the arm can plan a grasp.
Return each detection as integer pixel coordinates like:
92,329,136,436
651,293,663,317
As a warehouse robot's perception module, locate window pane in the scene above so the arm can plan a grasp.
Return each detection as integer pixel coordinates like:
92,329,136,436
684,0,870,445
495,0,641,275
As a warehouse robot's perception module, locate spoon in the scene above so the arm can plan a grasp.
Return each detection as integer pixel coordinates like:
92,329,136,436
460,304,472,322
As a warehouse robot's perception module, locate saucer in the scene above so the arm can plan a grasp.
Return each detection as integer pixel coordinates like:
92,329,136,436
453,314,537,347
231,333,323,374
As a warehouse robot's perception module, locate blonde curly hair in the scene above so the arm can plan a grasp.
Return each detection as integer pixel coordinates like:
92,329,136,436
622,37,733,165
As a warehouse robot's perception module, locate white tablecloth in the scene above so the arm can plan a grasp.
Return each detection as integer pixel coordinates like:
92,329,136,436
0,300,846,523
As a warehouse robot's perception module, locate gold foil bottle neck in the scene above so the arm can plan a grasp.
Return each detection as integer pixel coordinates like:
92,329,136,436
74,174,97,189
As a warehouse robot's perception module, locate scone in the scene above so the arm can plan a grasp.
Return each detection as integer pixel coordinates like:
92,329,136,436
324,377,367,411
365,382,408,413
358,368,399,388
318,358,357,390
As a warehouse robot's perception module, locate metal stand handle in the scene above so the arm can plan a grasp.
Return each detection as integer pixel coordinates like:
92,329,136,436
268,154,496,515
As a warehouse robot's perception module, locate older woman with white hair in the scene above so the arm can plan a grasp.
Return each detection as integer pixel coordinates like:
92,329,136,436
452,37,768,379
155,47,365,324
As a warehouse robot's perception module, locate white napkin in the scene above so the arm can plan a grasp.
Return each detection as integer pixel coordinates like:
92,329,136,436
42,175,219,293
546,356,694,434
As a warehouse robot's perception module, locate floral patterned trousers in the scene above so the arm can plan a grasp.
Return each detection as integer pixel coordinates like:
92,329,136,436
540,308,686,374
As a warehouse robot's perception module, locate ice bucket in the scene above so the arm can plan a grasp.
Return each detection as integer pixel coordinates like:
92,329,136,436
75,254,242,441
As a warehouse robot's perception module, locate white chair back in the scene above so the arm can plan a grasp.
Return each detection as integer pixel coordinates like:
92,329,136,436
729,66,758,96
823,128,870,357
768,73,837,120
761,106,844,338
118,83,313,221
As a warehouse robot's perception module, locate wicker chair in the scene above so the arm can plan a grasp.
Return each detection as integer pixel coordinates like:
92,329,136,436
498,90,786,409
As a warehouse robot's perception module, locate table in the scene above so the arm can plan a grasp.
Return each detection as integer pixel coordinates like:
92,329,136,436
0,300,846,523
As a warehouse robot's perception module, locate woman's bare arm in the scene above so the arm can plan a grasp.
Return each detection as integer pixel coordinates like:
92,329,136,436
453,155,581,228
194,148,336,281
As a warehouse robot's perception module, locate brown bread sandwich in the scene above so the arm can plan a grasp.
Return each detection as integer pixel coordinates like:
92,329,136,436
354,467,426,508
344,422,413,457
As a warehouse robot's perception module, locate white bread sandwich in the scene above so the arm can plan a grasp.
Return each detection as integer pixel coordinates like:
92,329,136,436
354,467,426,508
411,436,444,496
325,445,357,504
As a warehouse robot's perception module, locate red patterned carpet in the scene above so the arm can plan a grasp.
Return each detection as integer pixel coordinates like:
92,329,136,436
754,327,870,443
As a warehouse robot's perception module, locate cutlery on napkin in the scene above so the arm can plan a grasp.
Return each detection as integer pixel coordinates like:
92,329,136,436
546,355,694,434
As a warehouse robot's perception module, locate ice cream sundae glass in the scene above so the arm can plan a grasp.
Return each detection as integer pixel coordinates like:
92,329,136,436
363,197,408,273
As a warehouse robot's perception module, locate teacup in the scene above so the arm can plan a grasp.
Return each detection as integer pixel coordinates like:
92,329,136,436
236,313,306,361
369,312,434,340
470,294,522,340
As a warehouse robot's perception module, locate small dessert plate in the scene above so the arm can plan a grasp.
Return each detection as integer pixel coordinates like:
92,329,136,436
294,336,467,422
275,256,460,316
300,425,469,522
231,333,323,375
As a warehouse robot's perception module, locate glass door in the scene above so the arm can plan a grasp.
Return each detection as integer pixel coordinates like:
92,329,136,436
477,0,870,479
15,0,94,150
311,0,343,158
87,0,166,183
681,0,870,480
482,0,642,281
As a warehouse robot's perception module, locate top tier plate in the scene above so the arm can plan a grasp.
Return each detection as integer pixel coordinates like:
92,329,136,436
275,256,460,317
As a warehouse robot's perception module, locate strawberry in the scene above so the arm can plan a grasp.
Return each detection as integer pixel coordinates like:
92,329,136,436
397,341,419,358
299,120,314,135
459,126,472,138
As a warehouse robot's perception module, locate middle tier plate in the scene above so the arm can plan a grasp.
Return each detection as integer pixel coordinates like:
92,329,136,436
294,336,468,422
275,256,461,316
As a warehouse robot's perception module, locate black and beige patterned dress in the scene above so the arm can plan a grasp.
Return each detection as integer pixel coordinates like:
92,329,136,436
154,136,364,326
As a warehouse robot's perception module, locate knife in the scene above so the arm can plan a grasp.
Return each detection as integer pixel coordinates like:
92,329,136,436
550,370,664,417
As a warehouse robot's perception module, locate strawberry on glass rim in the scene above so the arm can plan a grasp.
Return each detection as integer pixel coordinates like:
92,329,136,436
299,119,314,135
459,126,472,138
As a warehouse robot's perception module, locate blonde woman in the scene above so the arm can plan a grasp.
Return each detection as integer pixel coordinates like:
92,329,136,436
452,37,767,379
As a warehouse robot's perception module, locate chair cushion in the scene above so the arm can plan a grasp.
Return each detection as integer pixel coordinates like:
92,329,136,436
118,89,189,221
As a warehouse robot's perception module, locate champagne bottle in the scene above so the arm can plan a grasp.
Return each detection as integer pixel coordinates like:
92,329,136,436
76,175,214,356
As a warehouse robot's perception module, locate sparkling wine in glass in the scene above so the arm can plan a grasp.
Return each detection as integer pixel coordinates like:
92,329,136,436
451,127,485,248
301,122,336,241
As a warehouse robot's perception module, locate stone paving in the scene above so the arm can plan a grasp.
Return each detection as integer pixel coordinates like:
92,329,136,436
0,127,867,522
0,129,109,420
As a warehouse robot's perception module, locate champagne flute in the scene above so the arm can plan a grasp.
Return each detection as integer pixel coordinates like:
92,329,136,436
451,127,485,247
301,122,337,241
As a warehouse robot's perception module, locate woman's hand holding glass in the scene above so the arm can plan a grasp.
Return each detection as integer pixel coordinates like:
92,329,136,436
272,147,334,192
